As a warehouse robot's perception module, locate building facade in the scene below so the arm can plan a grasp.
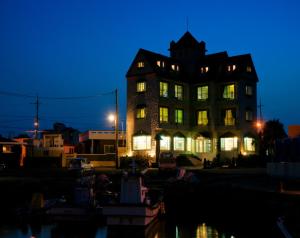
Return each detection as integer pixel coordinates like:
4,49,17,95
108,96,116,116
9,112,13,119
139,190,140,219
126,32,258,161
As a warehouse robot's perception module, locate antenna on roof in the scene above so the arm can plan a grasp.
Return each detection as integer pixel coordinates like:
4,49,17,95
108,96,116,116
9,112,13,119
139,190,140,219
186,16,189,31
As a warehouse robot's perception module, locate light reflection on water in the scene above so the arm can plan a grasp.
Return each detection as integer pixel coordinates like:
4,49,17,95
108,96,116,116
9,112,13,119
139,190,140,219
0,221,235,238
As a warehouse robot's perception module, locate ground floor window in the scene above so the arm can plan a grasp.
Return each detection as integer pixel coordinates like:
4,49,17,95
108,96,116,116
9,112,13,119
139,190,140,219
133,135,151,150
220,137,238,151
195,137,211,153
174,137,185,151
104,145,115,153
244,137,255,152
160,136,170,150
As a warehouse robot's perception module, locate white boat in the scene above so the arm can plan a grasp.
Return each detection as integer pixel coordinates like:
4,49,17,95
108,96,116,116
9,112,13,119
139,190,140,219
102,168,162,226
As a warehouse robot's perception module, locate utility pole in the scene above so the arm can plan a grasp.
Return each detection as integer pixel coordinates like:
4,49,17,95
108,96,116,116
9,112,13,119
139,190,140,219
31,95,40,139
115,88,119,169
258,97,263,121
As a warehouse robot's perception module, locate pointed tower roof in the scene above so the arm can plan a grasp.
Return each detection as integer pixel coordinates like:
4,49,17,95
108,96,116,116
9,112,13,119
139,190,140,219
175,31,199,48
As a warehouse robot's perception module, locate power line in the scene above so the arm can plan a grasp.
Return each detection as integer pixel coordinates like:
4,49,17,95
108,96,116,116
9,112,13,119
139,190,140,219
0,90,115,100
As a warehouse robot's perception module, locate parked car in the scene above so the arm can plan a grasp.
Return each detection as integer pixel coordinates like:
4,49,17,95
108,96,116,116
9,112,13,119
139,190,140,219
0,162,6,170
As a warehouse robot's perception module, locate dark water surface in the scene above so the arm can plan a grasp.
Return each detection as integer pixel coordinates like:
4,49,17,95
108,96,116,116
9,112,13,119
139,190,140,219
0,217,281,238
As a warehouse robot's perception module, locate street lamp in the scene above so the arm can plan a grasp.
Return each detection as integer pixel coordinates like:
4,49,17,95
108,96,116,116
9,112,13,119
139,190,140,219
108,113,119,169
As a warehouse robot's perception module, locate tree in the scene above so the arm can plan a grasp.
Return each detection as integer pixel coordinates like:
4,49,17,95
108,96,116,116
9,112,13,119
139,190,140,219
261,119,287,159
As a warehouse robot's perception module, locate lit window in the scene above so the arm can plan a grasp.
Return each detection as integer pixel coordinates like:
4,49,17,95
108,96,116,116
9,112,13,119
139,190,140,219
227,64,236,72
175,84,183,100
137,81,146,92
160,136,170,150
244,137,255,152
171,64,179,71
136,108,146,119
197,110,208,126
197,86,208,100
174,137,185,151
220,137,238,151
246,110,253,121
2,145,11,153
137,61,144,68
223,84,235,99
195,137,211,153
159,107,168,123
246,66,252,72
175,109,183,124
162,61,165,68
160,82,168,97
200,66,209,74
157,61,161,67
224,109,235,126
187,137,192,152
245,85,253,96
133,135,151,150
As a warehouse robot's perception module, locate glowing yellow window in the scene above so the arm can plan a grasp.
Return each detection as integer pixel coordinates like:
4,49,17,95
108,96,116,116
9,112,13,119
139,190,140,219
137,61,144,68
197,110,208,126
223,84,235,99
133,135,151,150
160,82,168,97
224,109,235,126
159,107,168,123
220,137,238,151
136,108,146,119
136,82,146,92
244,137,255,152
160,136,171,150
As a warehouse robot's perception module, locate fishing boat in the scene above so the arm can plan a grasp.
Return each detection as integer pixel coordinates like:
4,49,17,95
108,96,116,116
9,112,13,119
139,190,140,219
102,166,162,226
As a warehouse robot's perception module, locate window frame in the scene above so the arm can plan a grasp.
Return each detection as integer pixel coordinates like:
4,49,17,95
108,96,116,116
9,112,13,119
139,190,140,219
197,110,209,126
175,84,183,100
159,107,169,123
160,82,168,98
136,81,146,93
197,85,209,100
223,84,235,100
136,107,146,119
175,109,184,124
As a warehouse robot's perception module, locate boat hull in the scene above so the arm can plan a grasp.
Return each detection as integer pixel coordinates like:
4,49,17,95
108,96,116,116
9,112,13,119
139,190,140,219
103,204,161,226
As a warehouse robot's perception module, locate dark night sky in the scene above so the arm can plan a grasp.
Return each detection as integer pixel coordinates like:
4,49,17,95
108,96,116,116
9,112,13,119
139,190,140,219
1,0,300,137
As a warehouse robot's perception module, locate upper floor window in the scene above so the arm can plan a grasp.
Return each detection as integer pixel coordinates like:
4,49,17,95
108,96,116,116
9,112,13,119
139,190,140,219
159,107,168,123
197,86,208,100
171,64,180,71
136,81,146,92
160,82,168,97
245,85,253,96
224,109,235,126
227,64,236,72
175,109,183,124
245,110,253,121
246,66,252,73
223,84,235,99
136,107,146,119
137,61,144,68
175,84,183,100
200,66,209,74
156,61,161,67
197,110,208,126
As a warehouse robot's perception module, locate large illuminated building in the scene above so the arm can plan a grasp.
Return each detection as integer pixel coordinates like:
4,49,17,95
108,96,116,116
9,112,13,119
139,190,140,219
126,32,258,161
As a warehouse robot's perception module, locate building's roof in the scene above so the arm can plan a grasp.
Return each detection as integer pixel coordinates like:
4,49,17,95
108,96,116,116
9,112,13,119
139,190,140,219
0,136,14,143
126,32,258,83
170,31,200,49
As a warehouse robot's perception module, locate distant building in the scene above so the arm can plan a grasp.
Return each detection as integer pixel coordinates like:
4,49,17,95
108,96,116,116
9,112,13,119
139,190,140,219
288,125,300,138
78,130,126,156
126,32,258,161
0,135,22,167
